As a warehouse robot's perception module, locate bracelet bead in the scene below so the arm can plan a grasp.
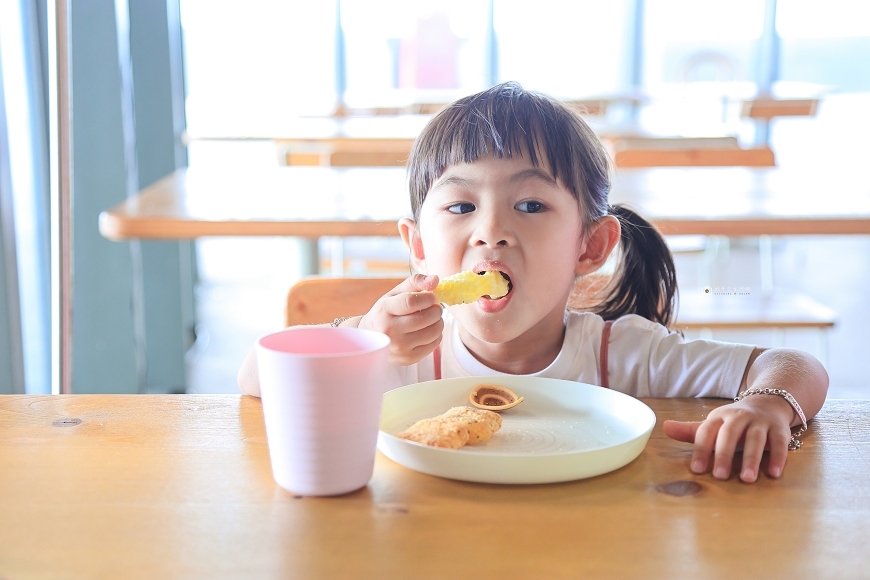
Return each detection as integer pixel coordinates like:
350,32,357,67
734,387,808,450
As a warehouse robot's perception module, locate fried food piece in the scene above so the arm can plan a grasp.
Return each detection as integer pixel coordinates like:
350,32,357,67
396,406,502,448
397,417,470,449
433,270,509,305
442,406,503,444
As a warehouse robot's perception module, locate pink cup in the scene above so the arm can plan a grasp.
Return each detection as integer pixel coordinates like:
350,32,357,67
256,327,392,496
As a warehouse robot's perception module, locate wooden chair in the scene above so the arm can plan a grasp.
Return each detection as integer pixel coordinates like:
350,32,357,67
285,277,403,326
285,276,835,363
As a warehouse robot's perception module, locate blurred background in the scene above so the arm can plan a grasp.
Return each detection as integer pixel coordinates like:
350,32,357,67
1,0,868,397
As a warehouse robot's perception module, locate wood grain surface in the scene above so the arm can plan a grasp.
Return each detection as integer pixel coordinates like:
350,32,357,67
1,395,867,579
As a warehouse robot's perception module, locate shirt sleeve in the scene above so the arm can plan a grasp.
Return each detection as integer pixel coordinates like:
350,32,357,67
606,315,755,398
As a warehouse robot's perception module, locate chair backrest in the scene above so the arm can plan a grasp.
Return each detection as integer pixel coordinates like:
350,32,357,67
285,276,404,327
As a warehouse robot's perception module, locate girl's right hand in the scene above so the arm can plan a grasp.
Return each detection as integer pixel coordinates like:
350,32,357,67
357,274,444,366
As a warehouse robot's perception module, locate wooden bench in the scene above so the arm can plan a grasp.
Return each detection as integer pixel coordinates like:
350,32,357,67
614,146,775,168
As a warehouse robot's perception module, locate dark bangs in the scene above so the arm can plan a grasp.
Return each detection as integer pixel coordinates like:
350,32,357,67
406,82,612,222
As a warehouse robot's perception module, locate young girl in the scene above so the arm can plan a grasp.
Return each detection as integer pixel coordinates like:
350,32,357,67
239,82,828,484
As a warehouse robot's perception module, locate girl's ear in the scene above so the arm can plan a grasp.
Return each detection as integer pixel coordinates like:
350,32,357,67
575,215,621,276
398,217,426,272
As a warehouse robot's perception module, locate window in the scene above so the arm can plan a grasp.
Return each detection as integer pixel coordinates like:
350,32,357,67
495,0,633,98
0,0,51,394
341,0,491,108
180,0,337,137
777,0,870,92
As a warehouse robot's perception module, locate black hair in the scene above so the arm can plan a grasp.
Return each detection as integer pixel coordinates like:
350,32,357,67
406,82,678,327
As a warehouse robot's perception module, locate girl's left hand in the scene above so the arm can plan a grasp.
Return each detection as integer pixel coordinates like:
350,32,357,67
662,395,796,483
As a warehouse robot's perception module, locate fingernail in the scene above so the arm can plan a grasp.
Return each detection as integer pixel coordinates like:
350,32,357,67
691,460,704,473
741,467,756,482
770,466,782,478
714,466,728,479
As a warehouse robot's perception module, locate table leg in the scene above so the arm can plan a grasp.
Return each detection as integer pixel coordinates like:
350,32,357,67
295,237,320,276
327,236,344,276
759,234,773,297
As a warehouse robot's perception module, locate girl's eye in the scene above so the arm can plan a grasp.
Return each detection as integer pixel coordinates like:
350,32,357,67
516,200,546,213
447,202,476,214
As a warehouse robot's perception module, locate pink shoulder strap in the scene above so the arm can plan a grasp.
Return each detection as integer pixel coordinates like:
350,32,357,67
599,320,614,389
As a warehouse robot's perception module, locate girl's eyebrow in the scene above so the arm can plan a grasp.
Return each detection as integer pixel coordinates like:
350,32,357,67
431,175,475,191
433,168,556,191
510,168,557,186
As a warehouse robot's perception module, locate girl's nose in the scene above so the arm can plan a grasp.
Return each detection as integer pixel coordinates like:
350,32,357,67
472,208,514,248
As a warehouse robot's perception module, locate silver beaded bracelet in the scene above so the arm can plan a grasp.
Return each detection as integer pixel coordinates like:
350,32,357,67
734,387,808,450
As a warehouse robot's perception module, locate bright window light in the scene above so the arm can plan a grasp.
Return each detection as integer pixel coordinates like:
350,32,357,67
645,0,765,41
777,0,870,39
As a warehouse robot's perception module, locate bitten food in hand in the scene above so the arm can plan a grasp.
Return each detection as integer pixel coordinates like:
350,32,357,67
433,270,510,305
397,406,503,449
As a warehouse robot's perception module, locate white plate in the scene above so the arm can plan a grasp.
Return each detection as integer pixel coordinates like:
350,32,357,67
377,376,656,484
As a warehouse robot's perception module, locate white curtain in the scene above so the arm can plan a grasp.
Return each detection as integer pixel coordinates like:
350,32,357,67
0,0,52,394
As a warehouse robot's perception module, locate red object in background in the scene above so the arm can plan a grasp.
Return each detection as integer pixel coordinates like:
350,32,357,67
397,10,463,89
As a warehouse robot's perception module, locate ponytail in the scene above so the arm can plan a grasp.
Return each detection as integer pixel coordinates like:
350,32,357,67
591,205,677,327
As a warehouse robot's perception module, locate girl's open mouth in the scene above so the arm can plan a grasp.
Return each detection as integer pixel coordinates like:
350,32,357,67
479,270,512,301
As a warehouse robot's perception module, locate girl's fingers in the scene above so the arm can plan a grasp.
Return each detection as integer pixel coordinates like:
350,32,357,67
388,273,439,295
408,335,443,360
390,332,443,366
711,415,749,479
766,423,792,479
739,424,769,483
690,418,721,474
387,318,444,363
662,420,702,443
398,318,444,351
389,303,443,333
384,290,439,316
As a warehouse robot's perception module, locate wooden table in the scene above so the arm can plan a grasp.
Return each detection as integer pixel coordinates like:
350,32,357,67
99,166,870,242
1,395,867,579
193,114,742,168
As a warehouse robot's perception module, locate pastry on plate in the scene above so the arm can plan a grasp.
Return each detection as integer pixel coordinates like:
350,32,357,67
397,406,502,448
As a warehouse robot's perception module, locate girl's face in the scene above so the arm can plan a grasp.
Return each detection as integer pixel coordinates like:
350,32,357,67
406,153,589,348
